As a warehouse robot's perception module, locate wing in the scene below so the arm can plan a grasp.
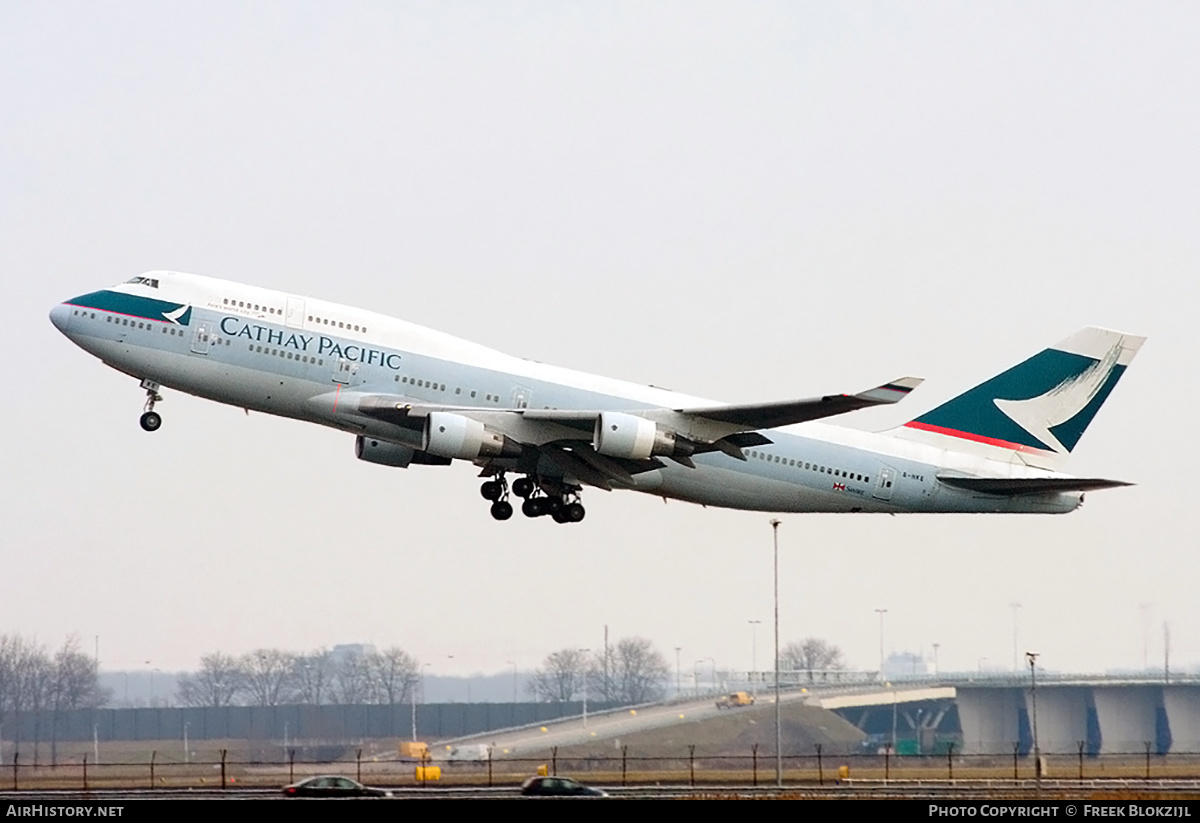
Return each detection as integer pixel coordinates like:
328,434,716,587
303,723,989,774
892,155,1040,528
323,376,921,490
670,377,923,432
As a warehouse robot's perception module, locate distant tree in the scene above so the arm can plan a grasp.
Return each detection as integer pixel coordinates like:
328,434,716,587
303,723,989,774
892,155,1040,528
52,635,108,710
0,634,35,713
330,649,373,704
240,649,297,706
177,652,243,707
601,637,668,704
0,635,106,713
529,649,590,703
781,638,846,680
291,650,333,705
371,647,419,705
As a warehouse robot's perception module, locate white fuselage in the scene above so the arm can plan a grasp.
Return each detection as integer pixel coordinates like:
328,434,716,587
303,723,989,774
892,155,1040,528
51,271,1083,515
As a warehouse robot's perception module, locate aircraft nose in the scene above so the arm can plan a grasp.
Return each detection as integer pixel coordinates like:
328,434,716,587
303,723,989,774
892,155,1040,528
49,303,71,334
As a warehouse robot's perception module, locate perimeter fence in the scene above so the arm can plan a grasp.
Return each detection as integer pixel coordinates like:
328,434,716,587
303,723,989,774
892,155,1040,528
6,745,1200,791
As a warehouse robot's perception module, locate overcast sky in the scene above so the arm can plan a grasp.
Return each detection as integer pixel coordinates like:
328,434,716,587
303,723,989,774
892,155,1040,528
3,1,1197,681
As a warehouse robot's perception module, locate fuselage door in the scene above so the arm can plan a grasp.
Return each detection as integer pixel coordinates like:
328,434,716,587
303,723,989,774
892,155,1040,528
873,465,897,501
286,297,305,330
190,321,212,355
512,385,533,409
332,358,357,385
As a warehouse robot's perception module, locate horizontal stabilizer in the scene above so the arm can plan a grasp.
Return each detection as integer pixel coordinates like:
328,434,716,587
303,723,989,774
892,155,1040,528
937,474,1133,495
678,377,922,430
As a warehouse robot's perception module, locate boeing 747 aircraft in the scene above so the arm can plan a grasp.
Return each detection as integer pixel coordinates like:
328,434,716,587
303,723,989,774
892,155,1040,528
50,272,1143,523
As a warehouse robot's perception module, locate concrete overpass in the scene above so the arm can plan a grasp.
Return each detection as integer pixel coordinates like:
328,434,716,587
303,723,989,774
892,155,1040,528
804,675,1200,755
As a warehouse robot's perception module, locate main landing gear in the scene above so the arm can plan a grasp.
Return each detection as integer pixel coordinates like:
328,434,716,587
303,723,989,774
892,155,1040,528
480,474,586,524
514,476,585,524
139,380,163,432
480,475,513,520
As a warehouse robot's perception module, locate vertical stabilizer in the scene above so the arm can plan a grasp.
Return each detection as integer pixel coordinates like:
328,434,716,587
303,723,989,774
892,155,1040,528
889,327,1144,470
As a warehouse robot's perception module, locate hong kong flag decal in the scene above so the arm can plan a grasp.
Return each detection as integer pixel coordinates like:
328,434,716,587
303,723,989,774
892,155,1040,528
833,483,846,491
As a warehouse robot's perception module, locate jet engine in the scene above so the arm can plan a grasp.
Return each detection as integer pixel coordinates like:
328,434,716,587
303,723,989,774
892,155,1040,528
422,412,521,460
592,412,693,461
355,436,416,467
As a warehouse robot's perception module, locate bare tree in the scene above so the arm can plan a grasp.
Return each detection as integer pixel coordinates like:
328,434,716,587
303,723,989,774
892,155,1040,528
371,648,419,705
177,652,244,707
330,649,373,704
0,634,28,714
291,649,333,705
52,635,107,710
240,649,297,706
781,638,846,680
12,638,53,760
529,649,590,703
598,637,668,705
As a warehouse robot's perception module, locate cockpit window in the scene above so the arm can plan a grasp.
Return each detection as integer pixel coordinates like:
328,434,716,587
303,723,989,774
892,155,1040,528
124,276,160,288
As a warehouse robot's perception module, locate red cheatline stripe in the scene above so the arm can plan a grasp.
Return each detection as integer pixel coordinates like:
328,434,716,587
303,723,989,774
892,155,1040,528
902,420,1051,454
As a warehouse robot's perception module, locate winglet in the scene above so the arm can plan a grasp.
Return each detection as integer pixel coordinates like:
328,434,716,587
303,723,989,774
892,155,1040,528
854,377,924,405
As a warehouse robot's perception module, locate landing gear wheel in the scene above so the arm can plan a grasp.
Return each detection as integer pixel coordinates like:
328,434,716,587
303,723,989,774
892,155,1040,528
490,501,513,521
552,509,571,523
140,382,163,431
512,477,535,498
564,502,586,522
480,480,503,501
522,498,544,518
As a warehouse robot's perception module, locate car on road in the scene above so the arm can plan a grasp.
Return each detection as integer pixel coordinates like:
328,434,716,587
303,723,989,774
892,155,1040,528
520,776,608,797
283,776,393,798
716,691,756,709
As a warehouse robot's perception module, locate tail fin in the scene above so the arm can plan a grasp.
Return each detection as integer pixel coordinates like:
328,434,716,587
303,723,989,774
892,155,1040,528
890,327,1145,469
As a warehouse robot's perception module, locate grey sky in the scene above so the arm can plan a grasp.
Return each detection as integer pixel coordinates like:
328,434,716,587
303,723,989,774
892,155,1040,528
2,1,1197,679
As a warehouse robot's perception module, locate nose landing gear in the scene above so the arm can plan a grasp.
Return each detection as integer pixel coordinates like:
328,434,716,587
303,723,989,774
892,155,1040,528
139,380,163,432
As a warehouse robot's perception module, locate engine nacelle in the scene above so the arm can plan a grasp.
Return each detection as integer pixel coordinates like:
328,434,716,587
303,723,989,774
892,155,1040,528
593,411,685,460
355,435,416,467
422,412,520,460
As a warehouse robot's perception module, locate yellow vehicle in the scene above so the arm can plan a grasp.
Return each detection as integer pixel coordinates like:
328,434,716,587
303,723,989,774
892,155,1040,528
715,691,755,709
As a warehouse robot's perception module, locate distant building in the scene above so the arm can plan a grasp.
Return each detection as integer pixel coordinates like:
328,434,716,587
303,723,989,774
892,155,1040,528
883,651,929,679
329,644,378,664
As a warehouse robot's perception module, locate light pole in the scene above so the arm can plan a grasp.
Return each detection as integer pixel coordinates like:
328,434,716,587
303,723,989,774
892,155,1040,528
932,643,940,678
748,620,761,689
1164,623,1171,684
578,649,590,728
674,647,682,698
412,662,432,742
1026,651,1040,787
507,660,517,705
770,518,782,788
699,657,715,695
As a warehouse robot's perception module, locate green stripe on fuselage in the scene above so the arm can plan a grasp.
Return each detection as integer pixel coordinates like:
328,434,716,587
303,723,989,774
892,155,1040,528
66,290,192,326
